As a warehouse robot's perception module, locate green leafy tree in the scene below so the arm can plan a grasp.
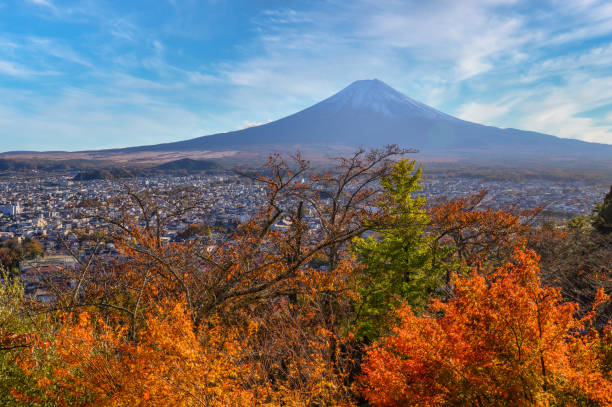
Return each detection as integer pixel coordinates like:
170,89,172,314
567,214,592,231
352,160,442,340
0,238,43,273
0,270,54,406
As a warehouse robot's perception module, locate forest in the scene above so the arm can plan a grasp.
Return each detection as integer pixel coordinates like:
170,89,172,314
1,146,611,406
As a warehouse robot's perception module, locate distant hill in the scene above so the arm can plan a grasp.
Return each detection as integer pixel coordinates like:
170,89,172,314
154,158,220,172
0,158,104,172
73,168,147,181
71,159,222,181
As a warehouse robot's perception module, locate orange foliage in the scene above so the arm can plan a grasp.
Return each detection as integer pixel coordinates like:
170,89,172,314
429,190,535,269
33,300,254,407
17,152,594,406
0,330,36,351
243,297,357,406
25,297,358,406
359,249,612,406
20,253,360,406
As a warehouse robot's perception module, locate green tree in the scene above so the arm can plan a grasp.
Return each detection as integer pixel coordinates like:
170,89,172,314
352,160,442,340
0,238,43,273
0,270,54,406
593,185,612,234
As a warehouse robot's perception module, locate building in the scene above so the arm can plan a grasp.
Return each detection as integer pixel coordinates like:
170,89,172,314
0,203,21,216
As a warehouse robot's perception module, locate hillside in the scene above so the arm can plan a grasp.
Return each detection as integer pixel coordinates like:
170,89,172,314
154,158,220,172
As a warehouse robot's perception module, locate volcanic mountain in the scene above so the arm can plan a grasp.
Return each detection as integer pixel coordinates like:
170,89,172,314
3,79,612,166
106,79,612,161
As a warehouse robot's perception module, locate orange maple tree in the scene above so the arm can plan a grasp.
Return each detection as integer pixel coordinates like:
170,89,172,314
359,249,612,406
428,190,536,271
20,300,254,407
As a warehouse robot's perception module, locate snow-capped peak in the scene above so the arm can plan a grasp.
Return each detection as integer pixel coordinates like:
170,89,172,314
317,79,455,120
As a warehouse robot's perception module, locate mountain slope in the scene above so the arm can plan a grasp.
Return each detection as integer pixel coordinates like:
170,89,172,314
109,79,612,159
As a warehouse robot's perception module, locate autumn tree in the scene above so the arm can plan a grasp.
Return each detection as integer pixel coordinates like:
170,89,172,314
427,190,536,280
528,215,612,330
359,249,612,406
25,300,256,407
77,147,412,329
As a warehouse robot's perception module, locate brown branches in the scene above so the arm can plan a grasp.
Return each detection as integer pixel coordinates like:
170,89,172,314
75,146,412,330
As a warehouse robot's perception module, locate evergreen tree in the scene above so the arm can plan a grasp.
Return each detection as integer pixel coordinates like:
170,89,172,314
593,185,612,234
352,160,442,340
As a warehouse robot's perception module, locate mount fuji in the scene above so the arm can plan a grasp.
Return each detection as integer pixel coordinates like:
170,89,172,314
4,79,612,165
107,79,612,161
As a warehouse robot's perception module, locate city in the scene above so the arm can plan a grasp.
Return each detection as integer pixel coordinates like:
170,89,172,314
1,169,608,247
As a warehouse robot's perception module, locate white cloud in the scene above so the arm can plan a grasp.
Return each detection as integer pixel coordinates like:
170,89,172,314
237,121,266,130
516,76,612,143
186,71,219,85
27,37,93,67
455,72,612,144
356,1,531,79
456,102,514,125
0,59,56,78
257,9,314,25
0,86,211,150
27,0,53,8
0,60,30,77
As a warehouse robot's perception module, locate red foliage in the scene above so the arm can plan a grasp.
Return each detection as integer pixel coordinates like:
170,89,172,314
359,249,612,406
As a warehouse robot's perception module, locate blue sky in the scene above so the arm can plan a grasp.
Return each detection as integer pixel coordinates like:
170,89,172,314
0,0,611,151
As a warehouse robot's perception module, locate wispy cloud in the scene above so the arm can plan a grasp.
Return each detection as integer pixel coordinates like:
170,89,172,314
27,0,53,8
27,37,93,67
0,60,32,78
355,0,531,79
456,71,612,144
0,59,56,78
457,101,515,125
237,121,267,130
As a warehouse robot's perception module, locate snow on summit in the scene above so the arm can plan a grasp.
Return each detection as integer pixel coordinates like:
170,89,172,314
317,79,454,120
